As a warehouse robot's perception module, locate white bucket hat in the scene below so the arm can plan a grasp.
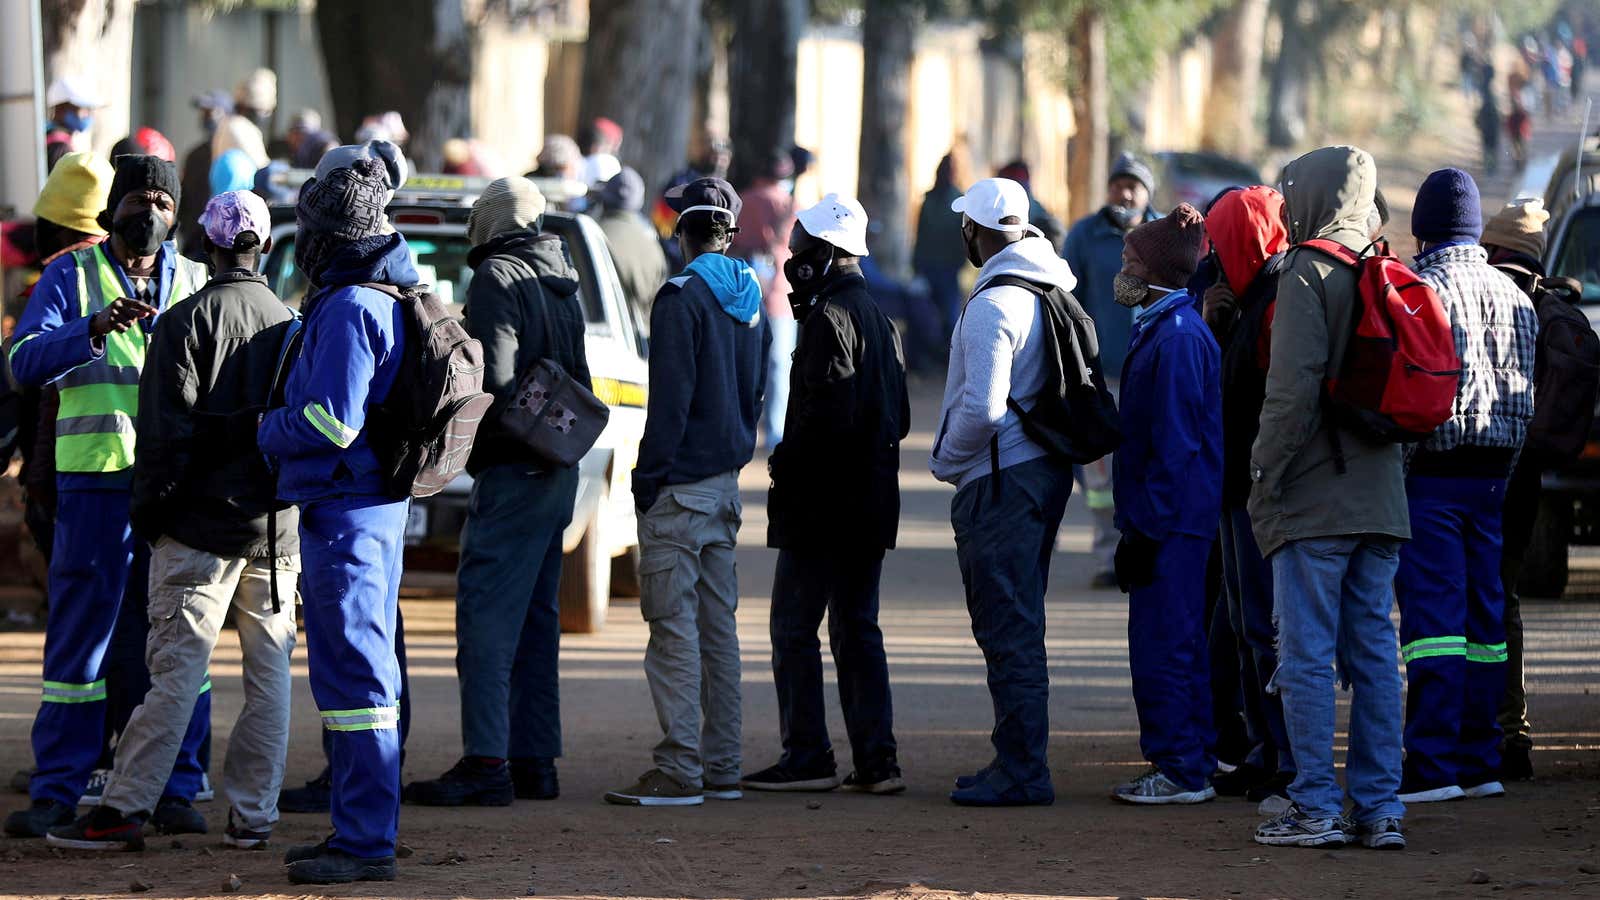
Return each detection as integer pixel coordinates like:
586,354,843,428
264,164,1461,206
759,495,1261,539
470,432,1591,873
951,177,1042,237
795,193,871,257
46,76,104,109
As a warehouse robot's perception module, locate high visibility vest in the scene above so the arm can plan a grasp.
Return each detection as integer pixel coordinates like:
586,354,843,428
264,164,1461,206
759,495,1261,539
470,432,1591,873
54,244,206,473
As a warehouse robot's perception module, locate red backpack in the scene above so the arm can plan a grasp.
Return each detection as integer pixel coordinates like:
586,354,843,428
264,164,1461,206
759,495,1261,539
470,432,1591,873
1299,239,1461,442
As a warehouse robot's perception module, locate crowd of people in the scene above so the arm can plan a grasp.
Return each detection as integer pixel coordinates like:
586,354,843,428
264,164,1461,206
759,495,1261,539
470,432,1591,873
1,53,1596,890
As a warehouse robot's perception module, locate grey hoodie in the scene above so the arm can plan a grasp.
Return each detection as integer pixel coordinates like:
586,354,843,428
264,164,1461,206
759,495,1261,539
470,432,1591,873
930,236,1079,489
1247,145,1410,555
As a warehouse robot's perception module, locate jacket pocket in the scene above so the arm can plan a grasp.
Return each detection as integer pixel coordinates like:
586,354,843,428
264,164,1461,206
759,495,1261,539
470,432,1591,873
637,549,686,622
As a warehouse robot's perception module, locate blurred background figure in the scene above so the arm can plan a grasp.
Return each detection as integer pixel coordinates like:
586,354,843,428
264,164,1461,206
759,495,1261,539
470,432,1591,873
579,117,623,187
214,69,276,169
44,77,104,172
178,91,232,250
355,111,409,150
596,167,668,331
730,151,797,451
110,129,176,165
210,148,258,198
287,110,338,169
912,151,968,344
995,160,1064,252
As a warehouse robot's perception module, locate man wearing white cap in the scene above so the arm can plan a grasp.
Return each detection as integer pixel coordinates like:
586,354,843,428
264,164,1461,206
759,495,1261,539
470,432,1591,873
744,195,911,796
44,76,105,171
931,177,1078,807
46,190,301,851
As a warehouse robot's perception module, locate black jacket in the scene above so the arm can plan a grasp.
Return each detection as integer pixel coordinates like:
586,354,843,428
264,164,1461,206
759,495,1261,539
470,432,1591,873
1211,252,1285,508
132,269,299,558
768,268,910,551
463,230,592,475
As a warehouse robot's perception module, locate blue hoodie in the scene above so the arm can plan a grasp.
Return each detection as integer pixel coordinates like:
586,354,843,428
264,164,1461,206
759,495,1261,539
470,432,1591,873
632,252,770,512
259,233,416,501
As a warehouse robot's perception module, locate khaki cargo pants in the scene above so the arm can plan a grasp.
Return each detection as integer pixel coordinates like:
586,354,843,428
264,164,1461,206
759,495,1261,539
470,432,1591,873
637,472,742,788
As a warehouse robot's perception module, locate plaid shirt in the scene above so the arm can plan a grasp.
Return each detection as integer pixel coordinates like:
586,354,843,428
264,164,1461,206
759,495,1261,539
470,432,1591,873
1413,243,1537,453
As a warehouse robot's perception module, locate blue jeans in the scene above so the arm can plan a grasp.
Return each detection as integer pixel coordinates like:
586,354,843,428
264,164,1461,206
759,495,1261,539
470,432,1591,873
1129,534,1216,790
1396,476,1507,790
770,548,896,775
952,457,1071,799
1271,537,1404,824
763,314,797,450
455,464,578,760
1220,506,1293,776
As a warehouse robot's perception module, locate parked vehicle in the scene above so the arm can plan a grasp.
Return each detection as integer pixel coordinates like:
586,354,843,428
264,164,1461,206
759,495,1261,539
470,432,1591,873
263,173,648,632
1150,151,1264,212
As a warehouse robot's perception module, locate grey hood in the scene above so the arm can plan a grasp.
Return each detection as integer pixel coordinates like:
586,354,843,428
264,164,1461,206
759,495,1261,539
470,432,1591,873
1280,145,1379,249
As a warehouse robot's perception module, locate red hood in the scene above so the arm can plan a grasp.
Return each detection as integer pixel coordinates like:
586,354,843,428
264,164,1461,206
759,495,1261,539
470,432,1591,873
1206,185,1287,295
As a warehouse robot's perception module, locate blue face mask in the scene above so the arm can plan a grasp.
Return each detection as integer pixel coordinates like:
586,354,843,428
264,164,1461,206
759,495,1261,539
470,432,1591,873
59,109,92,133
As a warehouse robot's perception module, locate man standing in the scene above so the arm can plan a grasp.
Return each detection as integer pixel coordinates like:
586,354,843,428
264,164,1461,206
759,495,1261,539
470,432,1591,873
45,191,300,851
4,156,211,839
178,91,232,251
405,177,589,807
1398,169,1536,806
731,153,797,451
596,168,670,326
1062,153,1159,588
258,142,412,884
605,177,768,807
43,77,103,171
744,195,910,795
932,177,1076,807
1249,145,1407,851
1109,205,1223,806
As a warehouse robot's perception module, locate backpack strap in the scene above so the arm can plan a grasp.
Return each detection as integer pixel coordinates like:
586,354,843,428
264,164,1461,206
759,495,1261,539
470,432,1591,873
1296,238,1363,267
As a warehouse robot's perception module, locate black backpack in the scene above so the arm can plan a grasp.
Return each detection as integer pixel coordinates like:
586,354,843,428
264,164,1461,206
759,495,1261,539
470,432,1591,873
977,275,1122,465
361,283,494,499
1526,277,1600,462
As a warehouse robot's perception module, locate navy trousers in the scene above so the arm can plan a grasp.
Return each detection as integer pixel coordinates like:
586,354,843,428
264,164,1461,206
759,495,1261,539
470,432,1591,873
1128,533,1217,790
1220,505,1293,776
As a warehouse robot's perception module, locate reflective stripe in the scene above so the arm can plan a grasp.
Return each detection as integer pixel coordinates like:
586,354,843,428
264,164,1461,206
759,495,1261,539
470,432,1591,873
41,678,107,704
303,403,358,449
55,412,136,437
1401,635,1467,663
1085,489,1114,510
7,332,38,363
58,364,142,389
198,677,212,695
319,707,399,732
1465,642,1508,663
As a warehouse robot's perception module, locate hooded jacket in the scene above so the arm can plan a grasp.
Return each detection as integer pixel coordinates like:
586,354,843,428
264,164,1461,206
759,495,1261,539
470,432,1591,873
930,236,1077,489
1248,146,1410,556
632,252,770,513
768,267,910,551
258,233,415,502
1113,289,1222,541
463,230,592,475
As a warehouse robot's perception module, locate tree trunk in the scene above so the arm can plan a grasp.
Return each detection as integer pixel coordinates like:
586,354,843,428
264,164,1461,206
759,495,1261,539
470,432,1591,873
726,0,803,189
581,0,703,199
1266,0,1312,149
41,0,136,157
1202,0,1268,158
1067,10,1108,222
858,0,918,281
315,0,473,172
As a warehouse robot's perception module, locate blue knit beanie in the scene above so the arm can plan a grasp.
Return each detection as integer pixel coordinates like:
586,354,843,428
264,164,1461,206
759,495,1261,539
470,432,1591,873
1412,168,1483,245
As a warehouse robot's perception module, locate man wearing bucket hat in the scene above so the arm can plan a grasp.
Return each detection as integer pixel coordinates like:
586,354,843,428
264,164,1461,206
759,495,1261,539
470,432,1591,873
744,195,910,796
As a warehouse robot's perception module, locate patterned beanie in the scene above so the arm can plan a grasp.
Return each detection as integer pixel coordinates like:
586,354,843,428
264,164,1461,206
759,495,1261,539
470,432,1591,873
295,156,393,285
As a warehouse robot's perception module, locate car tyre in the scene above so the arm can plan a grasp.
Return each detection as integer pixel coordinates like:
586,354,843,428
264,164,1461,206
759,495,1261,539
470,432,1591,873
559,511,610,633
1520,494,1572,599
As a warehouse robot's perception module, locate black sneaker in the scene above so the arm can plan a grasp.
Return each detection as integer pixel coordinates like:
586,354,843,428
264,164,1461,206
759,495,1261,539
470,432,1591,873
843,767,906,795
742,762,842,792
403,758,514,807
3,799,74,838
278,769,332,814
284,836,331,865
1213,762,1269,797
510,757,559,800
151,797,206,835
9,768,34,794
223,810,270,849
45,806,145,851
1499,744,1534,781
286,846,397,885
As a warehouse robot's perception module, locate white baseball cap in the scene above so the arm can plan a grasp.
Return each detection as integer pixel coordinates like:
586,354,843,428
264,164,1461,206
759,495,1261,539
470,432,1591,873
951,177,1041,236
46,76,104,110
795,193,870,257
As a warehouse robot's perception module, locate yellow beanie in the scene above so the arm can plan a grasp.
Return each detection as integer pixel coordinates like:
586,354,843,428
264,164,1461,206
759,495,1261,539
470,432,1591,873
1481,198,1551,262
33,151,113,236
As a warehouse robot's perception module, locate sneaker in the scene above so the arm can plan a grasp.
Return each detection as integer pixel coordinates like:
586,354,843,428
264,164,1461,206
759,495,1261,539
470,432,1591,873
509,757,559,801
150,797,206,835
1499,744,1534,782
1212,762,1269,797
277,769,332,814
1397,784,1464,804
4,799,76,838
222,811,269,850
954,761,997,790
45,806,144,851
1349,817,1406,850
843,767,906,795
950,779,1053,807
603,769,704,807
9,768,33,794
1253,803,1350,847
283,836,331,865
77,769,109,806
1111,768,1217,805
194,773,214,803
1461,780,1506,799
403,758,515,807
703,782,743,801
741,762,842,793
286,846,396,885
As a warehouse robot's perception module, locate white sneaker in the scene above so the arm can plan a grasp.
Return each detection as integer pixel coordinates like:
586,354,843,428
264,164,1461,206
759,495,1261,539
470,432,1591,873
77,769,110,806
195,773,214,803
1111,768,1217,805
1397,784,1464,804
1462,780,1505,799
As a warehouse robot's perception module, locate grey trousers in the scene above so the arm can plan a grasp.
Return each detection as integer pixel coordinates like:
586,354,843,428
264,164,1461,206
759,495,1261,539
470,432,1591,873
637,473,743,787
101,537,299,832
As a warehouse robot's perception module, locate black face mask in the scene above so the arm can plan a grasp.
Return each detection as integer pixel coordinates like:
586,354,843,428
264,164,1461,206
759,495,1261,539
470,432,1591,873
783,245,835,320
114,209,169,257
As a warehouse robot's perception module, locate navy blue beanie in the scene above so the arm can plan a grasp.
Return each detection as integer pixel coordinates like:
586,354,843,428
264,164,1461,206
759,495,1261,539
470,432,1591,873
1412,168,1482,245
